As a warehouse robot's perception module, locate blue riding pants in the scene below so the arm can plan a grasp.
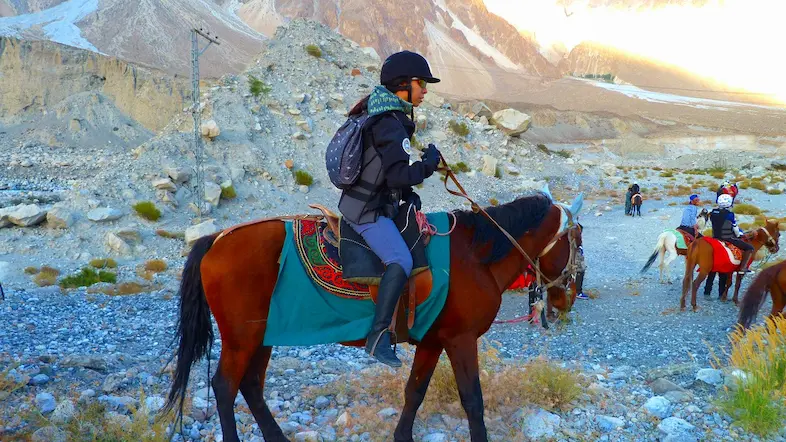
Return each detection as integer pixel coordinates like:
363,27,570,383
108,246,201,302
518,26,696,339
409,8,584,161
347,216,413,277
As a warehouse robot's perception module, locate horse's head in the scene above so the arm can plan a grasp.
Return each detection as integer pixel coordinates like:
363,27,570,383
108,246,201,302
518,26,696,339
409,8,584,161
697,208,710,229
759,220,781,254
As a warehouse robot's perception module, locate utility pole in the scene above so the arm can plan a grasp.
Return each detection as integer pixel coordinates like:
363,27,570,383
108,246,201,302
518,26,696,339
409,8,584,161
191,27,220,218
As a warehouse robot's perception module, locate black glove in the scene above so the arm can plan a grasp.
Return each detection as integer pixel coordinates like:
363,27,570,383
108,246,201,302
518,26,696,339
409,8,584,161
405,191,422,211
422,143,440,176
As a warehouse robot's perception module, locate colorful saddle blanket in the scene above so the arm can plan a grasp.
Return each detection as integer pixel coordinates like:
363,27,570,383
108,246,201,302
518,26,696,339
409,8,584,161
293,218,371,299
704,237,745,273
262,213,451,346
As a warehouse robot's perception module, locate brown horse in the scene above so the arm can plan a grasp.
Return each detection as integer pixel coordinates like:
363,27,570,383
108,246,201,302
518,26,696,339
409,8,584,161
680,221,781,311
737,260,786,329
630,193,643,217
163,193,577,442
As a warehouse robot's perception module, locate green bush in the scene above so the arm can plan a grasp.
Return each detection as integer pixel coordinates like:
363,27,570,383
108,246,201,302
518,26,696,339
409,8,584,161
248,74,271,98
450,162,471,173
132,201,161,221
448,120,470,137
305,44,322,58
220,184,237,199
60,268,116,289
294,170,314,186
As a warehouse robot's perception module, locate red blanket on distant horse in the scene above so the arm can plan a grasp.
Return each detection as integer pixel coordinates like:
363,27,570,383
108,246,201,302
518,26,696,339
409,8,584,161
704,237,745,273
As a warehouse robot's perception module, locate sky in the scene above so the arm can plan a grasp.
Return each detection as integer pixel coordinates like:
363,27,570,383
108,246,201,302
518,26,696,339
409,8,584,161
482,0,786,102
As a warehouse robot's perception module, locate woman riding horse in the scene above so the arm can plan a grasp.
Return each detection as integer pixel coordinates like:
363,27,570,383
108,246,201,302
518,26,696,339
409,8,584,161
338,51,441,367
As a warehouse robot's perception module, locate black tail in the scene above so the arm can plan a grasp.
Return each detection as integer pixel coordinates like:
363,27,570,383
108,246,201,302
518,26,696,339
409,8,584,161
641,250,659,274
738,263,782,329
162,235,217,419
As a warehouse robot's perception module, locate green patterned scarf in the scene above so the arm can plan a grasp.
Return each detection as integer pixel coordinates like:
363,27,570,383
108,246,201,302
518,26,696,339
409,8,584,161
367,85,413,116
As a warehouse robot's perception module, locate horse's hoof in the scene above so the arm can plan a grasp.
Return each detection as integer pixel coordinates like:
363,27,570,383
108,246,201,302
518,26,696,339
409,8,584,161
680,306,686,312
692,306,699,312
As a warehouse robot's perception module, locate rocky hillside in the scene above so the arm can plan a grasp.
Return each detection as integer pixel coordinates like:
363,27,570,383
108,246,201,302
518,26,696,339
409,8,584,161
0,36,189,132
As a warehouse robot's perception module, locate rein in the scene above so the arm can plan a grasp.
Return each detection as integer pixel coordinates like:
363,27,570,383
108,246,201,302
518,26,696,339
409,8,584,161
438,161,582,328
439,163,562,287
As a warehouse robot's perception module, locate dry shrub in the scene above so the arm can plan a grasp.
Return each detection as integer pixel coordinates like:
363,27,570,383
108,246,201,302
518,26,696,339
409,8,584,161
144,259,168,273
0,363,26,401
116,282,150,296
310,341,586,429
735,204,762,215
90,258,118,269
156,229,185,239
18,390,174,441
714,317,786,437
33,266,60,286
24,266,39,274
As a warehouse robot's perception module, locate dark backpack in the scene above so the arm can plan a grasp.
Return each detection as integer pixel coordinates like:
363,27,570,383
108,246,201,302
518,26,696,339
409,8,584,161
326,112,372,189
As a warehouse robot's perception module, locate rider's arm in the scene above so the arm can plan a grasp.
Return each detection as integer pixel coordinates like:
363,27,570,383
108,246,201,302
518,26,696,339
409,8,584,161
729,212,744,237
373,115,436,188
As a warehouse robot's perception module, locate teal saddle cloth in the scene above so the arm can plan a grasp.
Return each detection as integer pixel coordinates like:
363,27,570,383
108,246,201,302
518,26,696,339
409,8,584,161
262,212,451,346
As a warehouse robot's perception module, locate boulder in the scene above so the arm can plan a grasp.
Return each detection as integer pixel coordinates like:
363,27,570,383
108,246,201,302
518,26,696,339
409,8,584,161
492,109,531,136
9,204,47,227
185,220,220,246
471,102,493,119
200,120,220,139
46,207,74,229
481,155,498,177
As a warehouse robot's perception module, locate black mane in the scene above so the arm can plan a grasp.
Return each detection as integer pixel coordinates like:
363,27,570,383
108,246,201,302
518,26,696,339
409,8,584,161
454,192,553,263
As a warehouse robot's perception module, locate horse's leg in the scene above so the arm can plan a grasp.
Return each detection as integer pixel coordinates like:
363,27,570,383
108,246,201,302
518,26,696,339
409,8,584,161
393,344,443,442
732,273,744,305
211,348,258,442
680,250,696,310
240,345,288,442
719,273,732,302
770,283,786,320
691,252,711,311
444,335,487,442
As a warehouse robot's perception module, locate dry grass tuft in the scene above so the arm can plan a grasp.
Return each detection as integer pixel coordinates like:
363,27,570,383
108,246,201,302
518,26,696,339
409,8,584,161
713,317,786,437
144,259,168,273
33,266,60,287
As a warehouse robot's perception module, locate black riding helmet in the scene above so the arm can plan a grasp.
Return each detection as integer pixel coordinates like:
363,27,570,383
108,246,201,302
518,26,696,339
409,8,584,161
380,51,440,117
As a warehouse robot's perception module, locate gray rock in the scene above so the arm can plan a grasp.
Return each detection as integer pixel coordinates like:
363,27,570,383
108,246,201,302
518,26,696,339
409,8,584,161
650,378,685,395
658,417,695,436
46,207,74,228
144,396,165,413
204,182,222,206
642,396,672,419
62,355,107,371
280,421,300,435
165,167,193,184
185,220,219,246
35,392,56,413
481,155,498,177
9,204,47,227
87,208,123,222
31,426,67,442
29,374,50,385
664,390,693,403
314,395,330,409
97,395,138,413
51,399,76,424
695,368,723,386
377,407,398,418
295,431,321,442
522,408,560,438
596,415,625,432
423,433,448,442
664,434,698,442
104,232,132,255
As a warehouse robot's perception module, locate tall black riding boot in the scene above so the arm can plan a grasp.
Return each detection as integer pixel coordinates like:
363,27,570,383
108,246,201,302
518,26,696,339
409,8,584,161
738,250,754,274
366,263,408,368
